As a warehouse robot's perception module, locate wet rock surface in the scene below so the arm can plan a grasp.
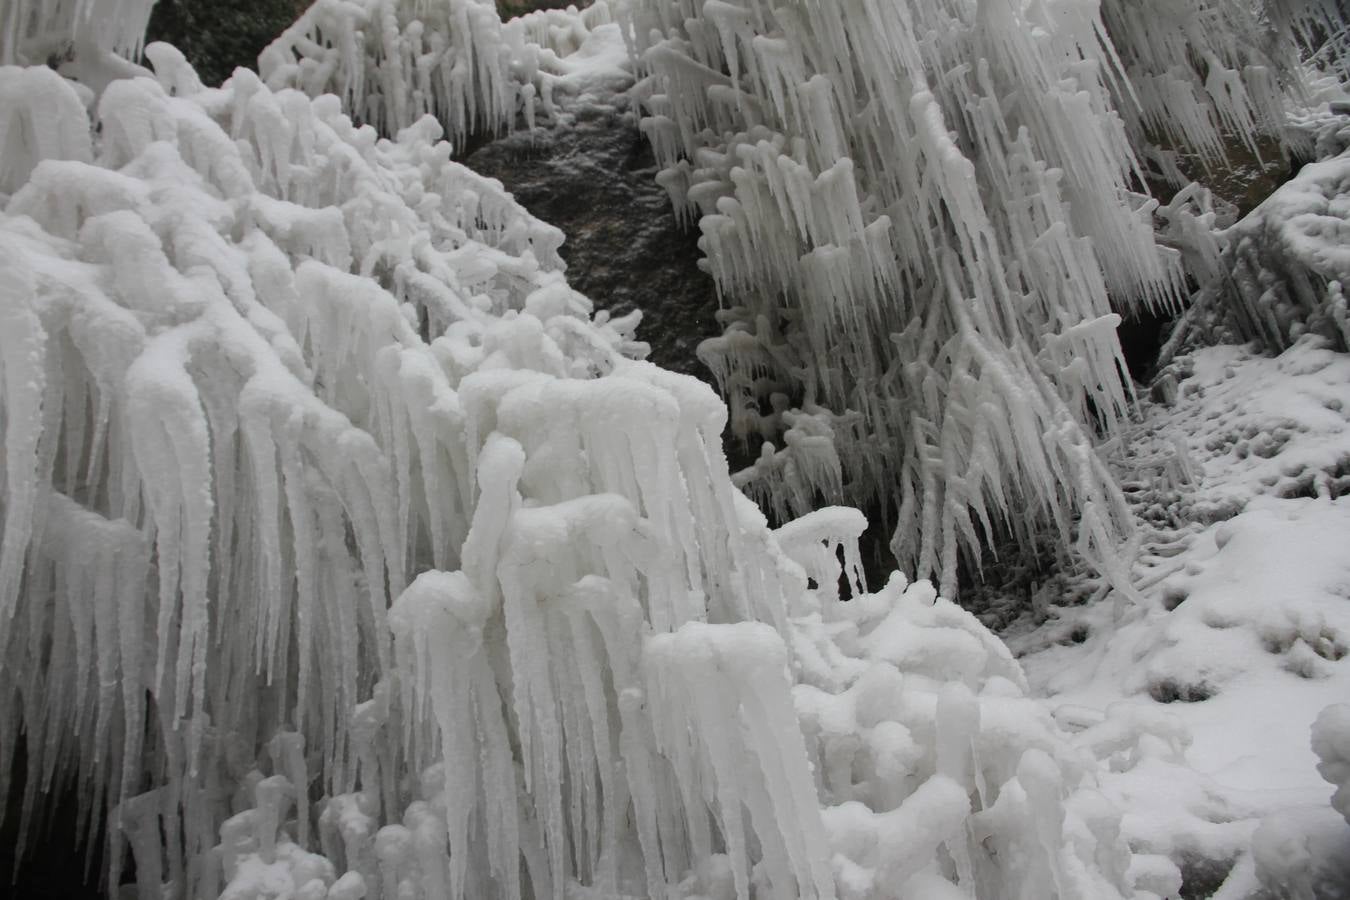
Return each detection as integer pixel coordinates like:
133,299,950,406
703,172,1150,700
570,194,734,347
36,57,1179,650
466,92,722,385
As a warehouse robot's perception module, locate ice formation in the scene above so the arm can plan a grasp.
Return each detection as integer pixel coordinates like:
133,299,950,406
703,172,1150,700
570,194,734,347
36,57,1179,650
1314,704,1350,825
1098,0,1338,175
612,0,1348,597
614,0,1184,596
0,0,155,62
250,0,1348,604
259,0,618,150
1171,126,1350,356
0,35,1171,900
1245,701,1350,899
0,0,156,91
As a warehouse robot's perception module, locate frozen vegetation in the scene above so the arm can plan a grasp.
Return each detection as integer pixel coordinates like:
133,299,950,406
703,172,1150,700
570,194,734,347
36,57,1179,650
0,0,1349,899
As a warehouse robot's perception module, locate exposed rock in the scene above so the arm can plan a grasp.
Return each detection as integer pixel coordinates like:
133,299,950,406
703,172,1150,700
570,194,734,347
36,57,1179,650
465,79,721,385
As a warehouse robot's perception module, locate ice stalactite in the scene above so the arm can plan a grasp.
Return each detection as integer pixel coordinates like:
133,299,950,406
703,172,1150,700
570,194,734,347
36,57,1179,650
616,0,1177,596
0,63,93,194
0,42,592,894
259,0,522,148
258,0,618,151
1,43,1164,900
644,621,836,900
313,495,1155,900
1096,0,1310,175
0,0,156,94
0,0,156,64
252,0,1346,598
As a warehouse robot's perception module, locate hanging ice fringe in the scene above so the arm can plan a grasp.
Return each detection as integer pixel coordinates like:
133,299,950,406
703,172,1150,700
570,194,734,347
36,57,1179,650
245,0,1348,599
614,0,1343,596
0,29,1166,900
258,0,618,150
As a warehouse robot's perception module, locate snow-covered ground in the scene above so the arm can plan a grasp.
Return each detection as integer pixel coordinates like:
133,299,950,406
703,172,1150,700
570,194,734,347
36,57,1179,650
1011,339,1350,893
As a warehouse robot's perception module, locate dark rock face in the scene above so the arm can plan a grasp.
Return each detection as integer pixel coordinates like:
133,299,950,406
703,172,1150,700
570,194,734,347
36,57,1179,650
2,749,104,898
466,93,722,385
144,0,305,87
497,0,593,14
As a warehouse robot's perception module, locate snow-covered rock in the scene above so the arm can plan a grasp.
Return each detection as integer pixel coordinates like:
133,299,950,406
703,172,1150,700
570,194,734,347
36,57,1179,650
1191,148,1350,353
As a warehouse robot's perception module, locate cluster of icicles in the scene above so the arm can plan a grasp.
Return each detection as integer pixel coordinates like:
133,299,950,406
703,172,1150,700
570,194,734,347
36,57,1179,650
1099,0,1344,175
0,0,155,67
259,0,618,150
614,0,1345,597
0,41,1180,900
213,0,1350,599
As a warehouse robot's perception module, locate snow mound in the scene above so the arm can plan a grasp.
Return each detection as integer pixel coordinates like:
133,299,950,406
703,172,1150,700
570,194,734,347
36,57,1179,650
1246,697,1350,899
1250,806,1350,899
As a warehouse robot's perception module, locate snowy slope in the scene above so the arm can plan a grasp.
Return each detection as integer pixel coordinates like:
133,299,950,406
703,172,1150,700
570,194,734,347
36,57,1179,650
1011,339,1350,894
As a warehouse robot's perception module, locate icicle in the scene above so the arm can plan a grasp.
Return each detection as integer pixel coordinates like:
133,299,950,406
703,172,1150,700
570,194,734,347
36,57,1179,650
260,0,524,147
646,621,836,900
616,0,1345,594
0,244,46,628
